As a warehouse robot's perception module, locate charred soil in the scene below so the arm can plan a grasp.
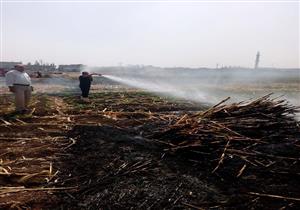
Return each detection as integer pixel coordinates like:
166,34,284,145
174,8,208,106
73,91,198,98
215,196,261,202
0,91,299,209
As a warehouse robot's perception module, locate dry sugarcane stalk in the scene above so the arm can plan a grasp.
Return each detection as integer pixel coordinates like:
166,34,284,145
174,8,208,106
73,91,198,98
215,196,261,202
181,202,205,210
0,186,77,195
148,95,300,178
0,119,12,126
200,97,231,118
212,139,231,173
248,192,300,202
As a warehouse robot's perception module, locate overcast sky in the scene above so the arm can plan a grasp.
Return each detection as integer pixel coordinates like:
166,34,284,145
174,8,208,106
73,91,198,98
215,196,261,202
1,1,299,68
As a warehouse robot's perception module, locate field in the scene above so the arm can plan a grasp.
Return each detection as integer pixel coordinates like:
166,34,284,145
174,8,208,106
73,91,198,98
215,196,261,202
0,70,300,209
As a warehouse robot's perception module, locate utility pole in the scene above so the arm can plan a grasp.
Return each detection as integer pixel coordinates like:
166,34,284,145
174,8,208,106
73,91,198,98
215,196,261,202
254,51,260,69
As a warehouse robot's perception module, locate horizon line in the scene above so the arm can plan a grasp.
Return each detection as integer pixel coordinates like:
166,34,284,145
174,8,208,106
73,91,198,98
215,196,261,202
1,61,299,70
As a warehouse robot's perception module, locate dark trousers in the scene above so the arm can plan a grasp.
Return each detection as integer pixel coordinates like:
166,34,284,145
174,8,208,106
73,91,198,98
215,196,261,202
80,86,90,98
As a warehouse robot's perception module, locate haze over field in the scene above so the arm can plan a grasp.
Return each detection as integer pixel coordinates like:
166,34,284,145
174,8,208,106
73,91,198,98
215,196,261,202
1,1,299,68
0,1,299,110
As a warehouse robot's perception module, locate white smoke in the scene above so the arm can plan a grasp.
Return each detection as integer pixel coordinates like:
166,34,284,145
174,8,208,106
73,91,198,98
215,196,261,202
99,67,300,107
104,75,215,104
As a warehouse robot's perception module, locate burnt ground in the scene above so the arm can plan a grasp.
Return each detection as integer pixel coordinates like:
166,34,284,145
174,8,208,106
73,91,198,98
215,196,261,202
0,91,299,209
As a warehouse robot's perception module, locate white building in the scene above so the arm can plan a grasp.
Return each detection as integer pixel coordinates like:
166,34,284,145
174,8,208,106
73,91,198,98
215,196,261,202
58,64,84,72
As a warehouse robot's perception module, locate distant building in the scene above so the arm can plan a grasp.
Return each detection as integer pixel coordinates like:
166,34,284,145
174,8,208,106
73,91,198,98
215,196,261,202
254,51,260,69
0,69,8,77
0,61,22,77
58,64,84,72
25,63,56,72
0,61,22,69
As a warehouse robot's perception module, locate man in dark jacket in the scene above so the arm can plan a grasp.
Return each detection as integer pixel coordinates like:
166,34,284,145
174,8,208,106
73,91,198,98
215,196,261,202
79,71,93,98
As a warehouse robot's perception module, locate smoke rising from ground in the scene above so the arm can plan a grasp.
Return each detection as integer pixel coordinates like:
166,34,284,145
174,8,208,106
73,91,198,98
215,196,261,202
104,75,214,104
97,67,300,107
1,66,298,108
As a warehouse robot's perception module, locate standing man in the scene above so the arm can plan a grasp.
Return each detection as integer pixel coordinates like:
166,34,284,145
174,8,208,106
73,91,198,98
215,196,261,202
79,71,102,100
79,71,93,100
5,65,33,114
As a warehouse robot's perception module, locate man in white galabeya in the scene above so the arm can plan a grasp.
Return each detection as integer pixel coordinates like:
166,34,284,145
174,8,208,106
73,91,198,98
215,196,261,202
5,64,33,114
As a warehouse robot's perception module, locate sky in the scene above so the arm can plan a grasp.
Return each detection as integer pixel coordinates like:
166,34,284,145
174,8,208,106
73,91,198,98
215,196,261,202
0,1,299,68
